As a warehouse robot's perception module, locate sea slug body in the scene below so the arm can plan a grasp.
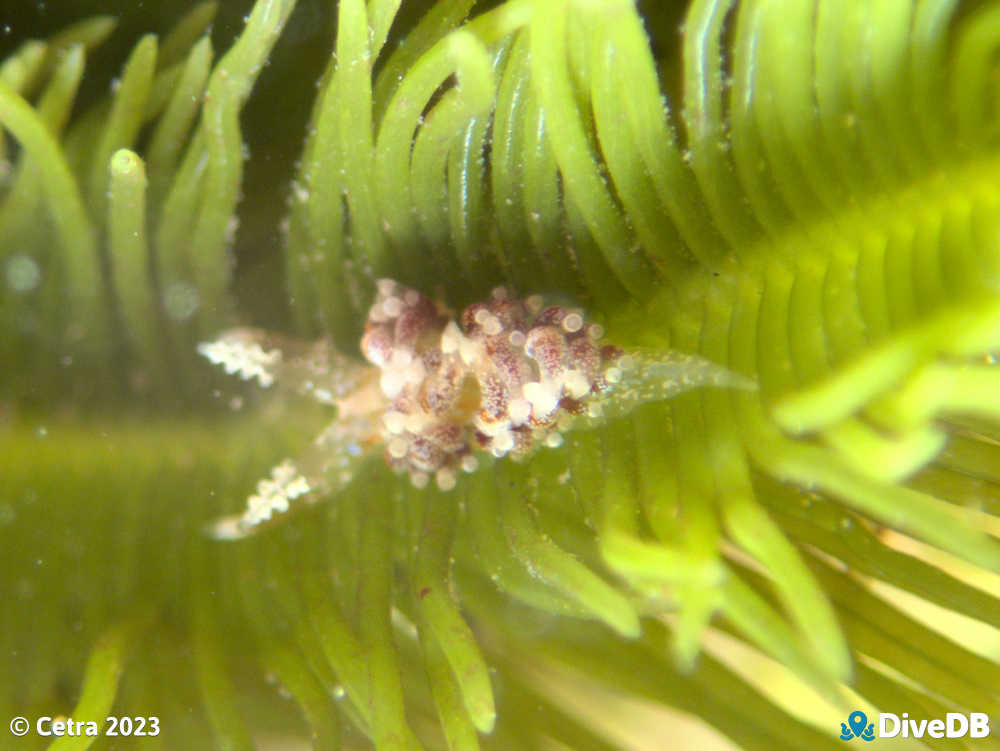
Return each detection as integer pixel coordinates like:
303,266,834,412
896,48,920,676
200,279,754,538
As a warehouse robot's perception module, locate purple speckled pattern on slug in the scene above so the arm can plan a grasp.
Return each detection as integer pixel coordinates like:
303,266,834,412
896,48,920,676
199,279,754,539
361,280,621,491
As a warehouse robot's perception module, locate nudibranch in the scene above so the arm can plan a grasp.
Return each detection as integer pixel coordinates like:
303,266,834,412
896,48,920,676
199,280,754,539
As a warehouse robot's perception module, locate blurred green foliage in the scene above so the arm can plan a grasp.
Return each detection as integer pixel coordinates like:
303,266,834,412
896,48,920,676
3,1,1000,749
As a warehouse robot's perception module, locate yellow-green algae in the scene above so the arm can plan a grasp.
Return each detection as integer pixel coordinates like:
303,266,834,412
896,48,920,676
3,0,1000,749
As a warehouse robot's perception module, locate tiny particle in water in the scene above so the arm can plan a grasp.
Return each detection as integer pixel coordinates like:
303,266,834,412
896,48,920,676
164,281,200,321
5,254,40,293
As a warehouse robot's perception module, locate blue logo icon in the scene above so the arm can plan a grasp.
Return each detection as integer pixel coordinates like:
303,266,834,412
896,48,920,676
841,711,876,741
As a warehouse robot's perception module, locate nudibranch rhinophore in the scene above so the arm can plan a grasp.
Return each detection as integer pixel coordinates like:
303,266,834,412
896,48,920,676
199,280,755,539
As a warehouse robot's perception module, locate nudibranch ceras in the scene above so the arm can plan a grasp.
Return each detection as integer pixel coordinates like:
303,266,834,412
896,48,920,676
199,279,755,539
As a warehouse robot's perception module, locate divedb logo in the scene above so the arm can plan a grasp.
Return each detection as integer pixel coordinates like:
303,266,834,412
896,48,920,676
840,710,991,741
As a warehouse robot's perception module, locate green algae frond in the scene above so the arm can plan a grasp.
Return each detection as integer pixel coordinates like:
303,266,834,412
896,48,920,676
3,1,1000,749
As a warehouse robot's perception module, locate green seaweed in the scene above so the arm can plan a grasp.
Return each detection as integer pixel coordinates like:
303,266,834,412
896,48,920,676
3,1,1000,749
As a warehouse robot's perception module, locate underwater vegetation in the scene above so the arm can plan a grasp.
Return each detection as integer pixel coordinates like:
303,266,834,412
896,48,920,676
2,0,1000,749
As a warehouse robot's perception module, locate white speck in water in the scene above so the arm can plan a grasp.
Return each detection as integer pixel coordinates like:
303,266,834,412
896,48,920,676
225,216,240,244
292,181,309,203
164,281,199,321
5,254,40,293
